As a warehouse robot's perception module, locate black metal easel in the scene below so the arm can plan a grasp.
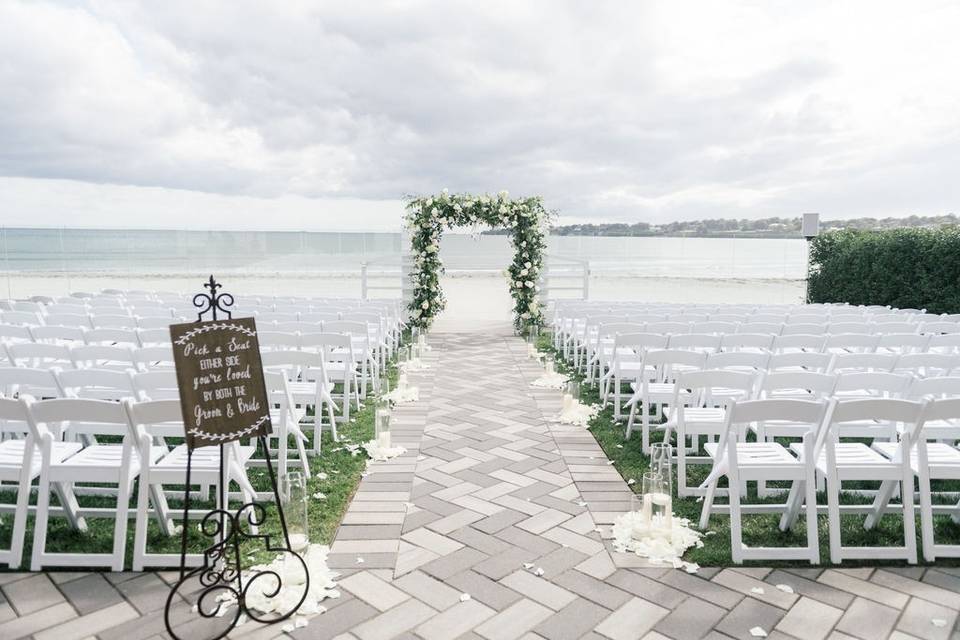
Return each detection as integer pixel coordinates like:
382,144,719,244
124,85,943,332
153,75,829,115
164,276,309,640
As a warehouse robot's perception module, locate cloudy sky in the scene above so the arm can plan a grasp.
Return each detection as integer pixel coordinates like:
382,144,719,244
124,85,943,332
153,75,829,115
1,1,958,231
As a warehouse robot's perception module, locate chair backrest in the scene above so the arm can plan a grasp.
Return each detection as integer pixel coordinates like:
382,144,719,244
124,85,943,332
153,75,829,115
826,397,923,432
720,333,774,351
58,368,137,400
645,321,691,335
137,327,173,345
828,322,873,335
612,332,670,352
913,397,960,442
833,371,914,396
84,328,141,347
43,313,91,328
30,325,86,344
29,396,131,439
0,323,34,342
927,333,960,354
828,352,897,373
737,322,782,335
873,322,918,334
0,366,64,398
823,333,879,353
706,350,770,371
133,345,176,370
690,321,738,335
1,311,40,326
123,398,186,439
641,349,708,374
906,376,960,400
771,334,825,353
257,331,301,351
757,370,837,398
90,314,137,329
781,323,828,335
677,369,757,395
875,333,930,353
724,398,827,430
894,353,960,378
666,333,721,352
6,343,74,369
71,344,136,370
136,316,177,329
132,370,181,400
767,351,833,372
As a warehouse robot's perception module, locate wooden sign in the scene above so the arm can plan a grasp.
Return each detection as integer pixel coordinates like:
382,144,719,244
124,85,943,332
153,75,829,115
169,317,272,449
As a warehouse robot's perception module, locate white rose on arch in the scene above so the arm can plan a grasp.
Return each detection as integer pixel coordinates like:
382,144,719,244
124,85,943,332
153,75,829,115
421,301,429,309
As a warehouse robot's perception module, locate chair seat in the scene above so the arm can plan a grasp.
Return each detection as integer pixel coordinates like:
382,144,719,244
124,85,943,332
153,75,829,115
682,407,726,423
705,441,799,466
790,441,892,467
0,440,82,471
157,444,256,469
52,444,166,478
873,441,960,468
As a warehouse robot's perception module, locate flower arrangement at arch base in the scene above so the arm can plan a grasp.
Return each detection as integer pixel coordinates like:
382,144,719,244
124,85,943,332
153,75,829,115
405,190,551,331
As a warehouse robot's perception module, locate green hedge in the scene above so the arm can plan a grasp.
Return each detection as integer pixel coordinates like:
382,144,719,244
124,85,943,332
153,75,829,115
808,227,960,314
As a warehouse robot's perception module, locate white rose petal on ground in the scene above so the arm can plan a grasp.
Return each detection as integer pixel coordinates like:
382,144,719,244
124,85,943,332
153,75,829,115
750,587,765,595
459,593,471,602
932,618,948,627
749,627,768,638
775,584,794,594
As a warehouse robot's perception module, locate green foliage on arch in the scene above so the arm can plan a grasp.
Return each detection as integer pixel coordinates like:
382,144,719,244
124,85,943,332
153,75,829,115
405,191,550,330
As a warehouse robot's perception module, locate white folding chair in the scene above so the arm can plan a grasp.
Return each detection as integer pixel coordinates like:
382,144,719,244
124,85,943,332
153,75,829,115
720,334,774,353
699,398,827,563
0,397,82,569
30,325,86,344
71,344,137,371
28,398,162,570
665,369,757,497
261,350,338,449
787,398,923,564
123,399,257,571
623,349,705,451
870,398,960,561
6,343,75,369
772,334,826,353
767,351,833,373
58,368,138,401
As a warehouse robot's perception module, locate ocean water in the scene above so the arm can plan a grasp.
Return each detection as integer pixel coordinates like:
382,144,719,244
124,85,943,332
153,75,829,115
0,228,807,303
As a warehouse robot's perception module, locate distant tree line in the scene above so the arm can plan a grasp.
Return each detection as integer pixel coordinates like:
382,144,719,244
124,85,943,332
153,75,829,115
484,214,959,237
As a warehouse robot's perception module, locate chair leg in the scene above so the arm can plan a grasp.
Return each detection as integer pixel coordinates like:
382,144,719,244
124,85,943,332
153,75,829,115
919,469,936,563
804,474,820,564
8,468,33,569
901,472,918,564
864,480,897,530
730,477,744,564
826,475,843,564
111,464,133,571
132,471,152,572
30,471,52,571
53,482,86,531
699,478,718,529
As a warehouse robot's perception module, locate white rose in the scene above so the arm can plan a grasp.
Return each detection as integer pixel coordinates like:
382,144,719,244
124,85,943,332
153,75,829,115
499,190,509,198
515,281,524,288
421,301,429,310
427,198,434,206
442,188,449,195
524,261,531,269
525,281,534,288
520,268,528,276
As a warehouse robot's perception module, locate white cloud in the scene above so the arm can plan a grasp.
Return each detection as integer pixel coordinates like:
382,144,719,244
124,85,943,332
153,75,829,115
0,0,958,229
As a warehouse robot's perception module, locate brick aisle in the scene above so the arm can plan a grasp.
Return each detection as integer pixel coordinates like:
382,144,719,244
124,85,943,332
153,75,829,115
2,333,960,640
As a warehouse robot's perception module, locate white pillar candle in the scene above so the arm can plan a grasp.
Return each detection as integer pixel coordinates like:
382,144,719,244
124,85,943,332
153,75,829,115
527,343,536,359
651,492,672,529
399,373,408,390
378,431,392,449
288,532,309,553
640,493,653,526
562,393,573,412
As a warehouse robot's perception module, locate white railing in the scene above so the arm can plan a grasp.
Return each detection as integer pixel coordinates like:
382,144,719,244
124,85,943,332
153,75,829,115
360,255,403,300
541,256,590,301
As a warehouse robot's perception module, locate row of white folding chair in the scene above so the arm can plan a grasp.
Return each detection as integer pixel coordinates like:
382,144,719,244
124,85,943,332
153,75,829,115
0,310,186,330
622,348,960,428
598,333,956,404
0,323,183,348
0,342,175,372
697,397,955,564
0,395,262,571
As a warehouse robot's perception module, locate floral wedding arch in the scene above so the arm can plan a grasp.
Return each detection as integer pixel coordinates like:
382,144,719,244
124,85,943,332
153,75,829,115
404,190,550,330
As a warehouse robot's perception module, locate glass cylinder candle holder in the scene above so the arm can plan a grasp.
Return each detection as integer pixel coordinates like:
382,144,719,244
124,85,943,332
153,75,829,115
544,355,555,375
378,379,391,411
375,407,392,449
641,471,663,529
649,443,673,500
280,471,309,553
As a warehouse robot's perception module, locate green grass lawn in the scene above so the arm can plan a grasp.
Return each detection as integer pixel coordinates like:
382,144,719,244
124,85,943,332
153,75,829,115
0,367,395,572
539,334,960,566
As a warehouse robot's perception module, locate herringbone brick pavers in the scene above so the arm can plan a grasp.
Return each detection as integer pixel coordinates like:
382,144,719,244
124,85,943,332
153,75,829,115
1,333,959,639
